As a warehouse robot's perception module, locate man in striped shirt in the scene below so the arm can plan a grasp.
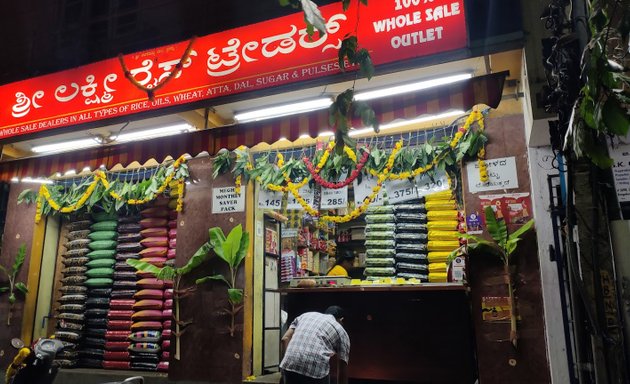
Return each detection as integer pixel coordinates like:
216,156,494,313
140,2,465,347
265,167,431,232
280,306,350,384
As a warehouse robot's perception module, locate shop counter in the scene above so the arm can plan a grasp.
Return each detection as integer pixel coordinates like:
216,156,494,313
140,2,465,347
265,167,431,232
281,284,476,383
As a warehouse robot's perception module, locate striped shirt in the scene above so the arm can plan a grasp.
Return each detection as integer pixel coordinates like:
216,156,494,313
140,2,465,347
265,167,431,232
280,312,350,379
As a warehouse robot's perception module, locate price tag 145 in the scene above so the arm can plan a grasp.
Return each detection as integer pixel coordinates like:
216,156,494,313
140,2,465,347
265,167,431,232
258,188,283,210
384,178,418,204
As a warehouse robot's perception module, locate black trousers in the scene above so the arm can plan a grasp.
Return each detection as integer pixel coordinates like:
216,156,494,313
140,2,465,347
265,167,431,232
283,370,330,384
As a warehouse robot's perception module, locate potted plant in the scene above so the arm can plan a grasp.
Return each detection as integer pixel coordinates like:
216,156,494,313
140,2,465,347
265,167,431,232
461,206,534,348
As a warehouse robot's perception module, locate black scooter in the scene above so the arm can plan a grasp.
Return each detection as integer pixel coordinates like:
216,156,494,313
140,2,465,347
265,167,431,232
6,337,143,384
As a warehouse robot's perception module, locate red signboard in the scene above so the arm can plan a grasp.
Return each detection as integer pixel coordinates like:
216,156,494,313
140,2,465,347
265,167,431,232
0,0,466,140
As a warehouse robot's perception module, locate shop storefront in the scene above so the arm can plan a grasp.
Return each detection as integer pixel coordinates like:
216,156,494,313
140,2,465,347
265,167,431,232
0,1,553,383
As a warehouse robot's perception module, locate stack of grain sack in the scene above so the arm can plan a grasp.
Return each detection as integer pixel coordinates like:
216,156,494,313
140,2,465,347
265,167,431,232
81,212,119,368
160,191,179,372
363,206,397,280
101,212,142,370
129,199,171,371
425,191,463,282
394,202,429,281
54,214,93,368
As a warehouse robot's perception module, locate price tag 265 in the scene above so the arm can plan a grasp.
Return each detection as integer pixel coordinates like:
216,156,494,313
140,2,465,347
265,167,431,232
258,188,283,210
385,179,418,204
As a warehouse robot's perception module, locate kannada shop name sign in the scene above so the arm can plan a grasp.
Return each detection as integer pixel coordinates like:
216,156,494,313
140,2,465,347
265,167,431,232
0,0,466,140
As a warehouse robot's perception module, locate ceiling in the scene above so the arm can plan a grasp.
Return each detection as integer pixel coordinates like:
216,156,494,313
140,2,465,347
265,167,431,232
2,49,523,161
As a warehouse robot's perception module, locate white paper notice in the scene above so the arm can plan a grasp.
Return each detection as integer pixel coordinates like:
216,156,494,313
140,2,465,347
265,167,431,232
609,143,630,202
212,186,246,214
258,188,284,210
384,178,418,204
466,156,519,193
321,186,348,209
286,185,315,210
416,170,450,198
353,176,384,207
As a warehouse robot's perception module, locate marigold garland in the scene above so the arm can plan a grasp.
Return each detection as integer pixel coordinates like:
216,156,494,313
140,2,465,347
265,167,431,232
232,110,485,221
286,140,403,223
475,112,489,183
368,110,484,180
34,156,188,223
176,179,185,212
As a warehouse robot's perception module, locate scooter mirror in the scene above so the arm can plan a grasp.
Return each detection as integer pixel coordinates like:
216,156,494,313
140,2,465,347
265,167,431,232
10,338,25,349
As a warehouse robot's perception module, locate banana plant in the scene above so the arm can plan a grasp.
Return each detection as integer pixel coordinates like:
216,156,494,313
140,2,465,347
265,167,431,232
0,244,29,326
196,224,250,337
127,238,213,360
459,206,534,349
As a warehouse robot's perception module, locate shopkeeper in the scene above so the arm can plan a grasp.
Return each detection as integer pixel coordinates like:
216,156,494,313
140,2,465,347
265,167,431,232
327,250,355,277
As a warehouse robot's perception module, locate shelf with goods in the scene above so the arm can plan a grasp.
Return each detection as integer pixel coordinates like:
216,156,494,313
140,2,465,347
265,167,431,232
358,189,464,285
292,217,335,277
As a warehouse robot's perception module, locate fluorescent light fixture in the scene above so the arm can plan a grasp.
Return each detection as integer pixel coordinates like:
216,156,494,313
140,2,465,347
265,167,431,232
82,166,91,172
64,169,76,176
21,177,53,184
32,138,100,154
349,110,464,136
298,134,311,139
10,177,19,183
354,73,472,101
116,123,194,143
234,98,333,123
318,131,334,137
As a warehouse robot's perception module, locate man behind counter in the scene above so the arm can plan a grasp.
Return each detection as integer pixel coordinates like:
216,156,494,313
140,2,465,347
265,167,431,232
326,250,355,277
280,306,350,384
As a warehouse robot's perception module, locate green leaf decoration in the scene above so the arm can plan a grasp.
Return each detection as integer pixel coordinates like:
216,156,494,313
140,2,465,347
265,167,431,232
196,274,229,286
0,287,9,293
15,282,28,295
483,206,507,248
602,96,630,136
9,293,16,304
156,267,177,281
127,259,163,277
234,232,250,271
224,225,243,268
299,0,327,35
507,219,535,244
177,242,213,275
227,288,244,305
12,245,27,277
17,189,37,205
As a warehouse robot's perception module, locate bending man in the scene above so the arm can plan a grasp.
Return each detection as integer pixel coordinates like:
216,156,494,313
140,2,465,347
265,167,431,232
280,306,350,384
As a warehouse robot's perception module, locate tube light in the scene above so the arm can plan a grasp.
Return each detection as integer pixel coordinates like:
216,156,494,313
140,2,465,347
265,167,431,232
318,131,334,137
10,177,19,183
234,98,333,123
32,138,100,154
21,177,53,184
116,123,194,143
349,110,465,136
354,73,473,101
64,169,76,176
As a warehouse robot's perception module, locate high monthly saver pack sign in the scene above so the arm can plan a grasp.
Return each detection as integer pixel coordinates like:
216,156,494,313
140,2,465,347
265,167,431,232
0,0,466,140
